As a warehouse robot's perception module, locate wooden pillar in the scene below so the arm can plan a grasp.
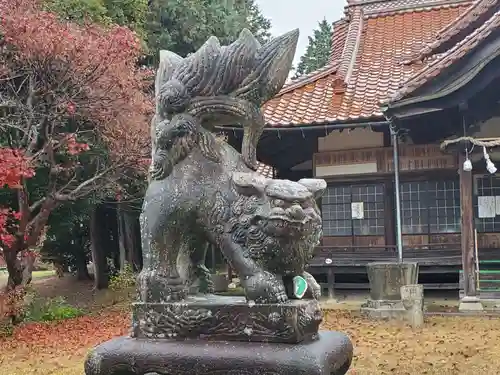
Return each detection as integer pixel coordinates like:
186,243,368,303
327,268,335,299
459,153,477,297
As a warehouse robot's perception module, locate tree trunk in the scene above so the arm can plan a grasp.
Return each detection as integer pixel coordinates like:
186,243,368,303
20,251,36,286
90,205,109,289
54,262,65,278
117,203,141,271
74,250,91,281
4,248,22,291
103,203,120,273
117,203,127,271
133,212,142,271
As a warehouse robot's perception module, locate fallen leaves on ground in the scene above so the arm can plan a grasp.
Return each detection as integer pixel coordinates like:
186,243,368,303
324,310,500,375
0,309,129,375
1,276,499,375
1,309,500,375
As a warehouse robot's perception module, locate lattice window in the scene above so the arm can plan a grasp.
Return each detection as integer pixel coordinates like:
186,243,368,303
401,180,460,234
321,184,385,236
475,175,500,232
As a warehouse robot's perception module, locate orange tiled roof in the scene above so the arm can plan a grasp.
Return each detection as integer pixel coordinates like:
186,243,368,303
263,0,472,127
329,19,349,62
390,0,500,101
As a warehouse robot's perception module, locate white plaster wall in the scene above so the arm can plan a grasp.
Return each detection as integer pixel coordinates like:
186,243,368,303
318,128,384,152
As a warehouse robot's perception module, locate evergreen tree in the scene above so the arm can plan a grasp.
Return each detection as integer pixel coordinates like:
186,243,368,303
43,0,148,37
145,0,271,62
294,19,332,78
44,0,272,64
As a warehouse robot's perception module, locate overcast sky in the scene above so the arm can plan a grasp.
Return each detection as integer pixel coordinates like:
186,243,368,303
255,1,346,65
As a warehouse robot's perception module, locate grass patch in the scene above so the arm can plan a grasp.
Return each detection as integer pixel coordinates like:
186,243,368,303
25,296,84,322
0,270,56,285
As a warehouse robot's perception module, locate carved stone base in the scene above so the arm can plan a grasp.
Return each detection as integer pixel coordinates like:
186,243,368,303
84,331,353,375
131,294,322,344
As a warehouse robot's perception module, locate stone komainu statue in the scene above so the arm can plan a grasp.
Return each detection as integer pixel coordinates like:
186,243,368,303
139,28,328,304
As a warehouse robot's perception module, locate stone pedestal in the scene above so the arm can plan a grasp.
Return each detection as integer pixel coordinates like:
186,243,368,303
458,296,484,312
85,294,353,374
131,295,322,344
85,332,353,375
361,261,419,319
401,284,424,328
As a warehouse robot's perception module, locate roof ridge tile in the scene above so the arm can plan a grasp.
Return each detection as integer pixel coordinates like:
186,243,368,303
388,7,500,102
338,6,364,82
349,0,470,15
411,0,496,62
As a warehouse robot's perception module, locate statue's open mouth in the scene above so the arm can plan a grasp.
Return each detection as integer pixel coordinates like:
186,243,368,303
268,215,309,225
264,216,314,236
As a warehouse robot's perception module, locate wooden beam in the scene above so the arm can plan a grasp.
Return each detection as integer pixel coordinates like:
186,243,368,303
459,153,477,298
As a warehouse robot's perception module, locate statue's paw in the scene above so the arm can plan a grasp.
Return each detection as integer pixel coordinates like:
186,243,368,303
137,270,187,302
243,271,288,304
302,271,321,300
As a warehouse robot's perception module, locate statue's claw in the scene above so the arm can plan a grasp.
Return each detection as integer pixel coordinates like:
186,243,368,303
302,271,322,300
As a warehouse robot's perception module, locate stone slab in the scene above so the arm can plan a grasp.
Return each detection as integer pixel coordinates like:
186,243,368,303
132,294,322,344
361,299,407,320
360,306,407,320
84,331,353,375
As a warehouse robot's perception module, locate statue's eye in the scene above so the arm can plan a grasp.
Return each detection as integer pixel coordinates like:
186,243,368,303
273,199,284,207
301,200,312,209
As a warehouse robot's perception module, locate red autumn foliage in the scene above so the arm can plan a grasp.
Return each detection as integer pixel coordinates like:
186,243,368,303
0,0,152,289
0,309,129,351
0,0,152,165
0,149,32,254
0,149,34,189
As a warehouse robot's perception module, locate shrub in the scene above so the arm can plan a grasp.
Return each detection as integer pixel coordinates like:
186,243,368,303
109,262,136,292
25,296,83,322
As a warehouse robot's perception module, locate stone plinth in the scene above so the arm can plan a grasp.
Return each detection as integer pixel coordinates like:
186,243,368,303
361,261,419,319
459,296,484,312
131,295,322,344
401,284,424,328
85,331,353,375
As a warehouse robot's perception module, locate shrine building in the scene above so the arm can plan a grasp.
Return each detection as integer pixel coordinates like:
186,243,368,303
224,0,500,301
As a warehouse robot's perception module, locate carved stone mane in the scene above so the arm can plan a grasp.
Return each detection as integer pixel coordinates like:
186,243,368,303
150,29,298,176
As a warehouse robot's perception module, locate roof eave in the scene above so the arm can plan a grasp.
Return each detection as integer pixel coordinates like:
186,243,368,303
415,0,497,62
